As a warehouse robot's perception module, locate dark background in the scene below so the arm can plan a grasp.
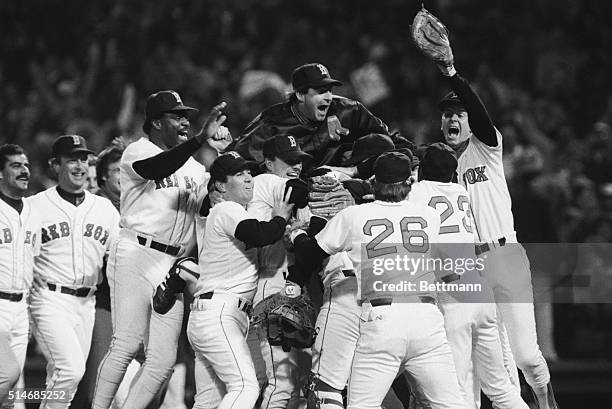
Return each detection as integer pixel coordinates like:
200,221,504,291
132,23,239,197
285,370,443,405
1,0,611,407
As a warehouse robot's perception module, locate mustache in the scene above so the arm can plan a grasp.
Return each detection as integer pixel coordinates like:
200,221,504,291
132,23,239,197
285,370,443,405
16,174,30,180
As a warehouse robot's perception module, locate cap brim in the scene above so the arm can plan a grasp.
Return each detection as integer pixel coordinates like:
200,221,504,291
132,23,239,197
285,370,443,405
438,100,465,112
52,148,94,157
302,78,343,90
281,151,312,162
167,105,199,114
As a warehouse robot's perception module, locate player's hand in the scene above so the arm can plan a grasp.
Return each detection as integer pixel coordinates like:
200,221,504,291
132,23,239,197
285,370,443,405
195,102,228,145
207,126,233,152
318,165,356,181
32,272,47,296
281,280,302,298
208,189,225,207
272,186,295,221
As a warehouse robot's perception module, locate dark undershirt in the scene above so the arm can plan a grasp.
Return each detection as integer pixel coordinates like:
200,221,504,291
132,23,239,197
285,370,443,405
133,138,200,180
287,233,330,286
0,191,23,213
449,73,497,147
56,186,85,206
234,216,288,249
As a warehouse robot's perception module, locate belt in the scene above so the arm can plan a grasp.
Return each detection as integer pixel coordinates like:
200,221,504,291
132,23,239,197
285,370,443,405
0,291,24,302
195,291,253,314
47,283,94,297
369,295,436,307
475,237,506,256
137,235,180,256
342,269,356,277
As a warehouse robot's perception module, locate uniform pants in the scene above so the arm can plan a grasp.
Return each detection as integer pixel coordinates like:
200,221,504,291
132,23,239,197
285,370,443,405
0,299,29,408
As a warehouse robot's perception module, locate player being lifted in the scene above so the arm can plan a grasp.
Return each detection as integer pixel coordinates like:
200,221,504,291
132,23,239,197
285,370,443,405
411,8,559,409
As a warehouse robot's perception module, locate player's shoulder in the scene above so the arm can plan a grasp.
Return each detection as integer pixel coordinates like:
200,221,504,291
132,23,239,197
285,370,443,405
254,173,283,184
91,192,119,211
28,187,54,203
122,137,160,161
259,101,295,124
469,127,503,151
212,200,246,215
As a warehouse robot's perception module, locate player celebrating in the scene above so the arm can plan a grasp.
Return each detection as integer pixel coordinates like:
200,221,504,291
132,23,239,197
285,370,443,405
187,152,294,409
288,152,468,409
246,134,311,409
232,63,400,169
410,143,529,409
93,92,231,409
0,145,40,407
29,135,120,409
411,9,559,409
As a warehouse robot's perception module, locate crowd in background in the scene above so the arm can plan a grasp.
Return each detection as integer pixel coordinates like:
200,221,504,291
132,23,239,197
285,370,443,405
1,0,611,359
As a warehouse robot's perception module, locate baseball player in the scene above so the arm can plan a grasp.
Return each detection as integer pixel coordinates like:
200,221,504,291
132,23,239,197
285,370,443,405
93,91,231,409
435,67,559,408
28,135,120,409
245,134,312,409
0,144,40,408
288,152,468,409
231,63,402,169
187,152,294,409
409,143,529,409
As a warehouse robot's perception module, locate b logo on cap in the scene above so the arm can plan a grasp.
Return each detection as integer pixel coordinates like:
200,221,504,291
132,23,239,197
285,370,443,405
227,151,241,159
170,91,182,104
288,136,297,147
316,64,328,76
71,135,80,146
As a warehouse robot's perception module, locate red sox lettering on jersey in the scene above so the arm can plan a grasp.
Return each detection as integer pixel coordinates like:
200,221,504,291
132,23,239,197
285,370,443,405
462,165,488,185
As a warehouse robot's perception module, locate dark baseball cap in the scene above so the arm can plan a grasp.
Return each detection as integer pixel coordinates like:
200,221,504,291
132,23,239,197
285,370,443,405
51,135,94,158
210,151,250,182
394,147,420,170
344,133,395,166
291,63,342,91
420,142,458,181
143,90,198,133
438,91,466,112
262,135,312,163
374,152,413,184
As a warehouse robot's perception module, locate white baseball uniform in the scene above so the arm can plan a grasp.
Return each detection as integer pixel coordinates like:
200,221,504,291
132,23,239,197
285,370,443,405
93,137,205,409
28,187,119,409
315,200,468,409
0,197,40,407
188,200,261,409
457,130,551,398
245,173,303,409
410,180,528,409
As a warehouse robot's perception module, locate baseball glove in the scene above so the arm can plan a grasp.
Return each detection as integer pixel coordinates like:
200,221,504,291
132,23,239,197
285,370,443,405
153,257,198,314
411,7,454,72
252,293,318,352
308,171,355,219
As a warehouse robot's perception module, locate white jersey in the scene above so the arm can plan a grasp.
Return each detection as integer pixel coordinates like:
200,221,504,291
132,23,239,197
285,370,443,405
316,200,441,300
248,173,289,276
30,187,120,286
195,201,258,300
119,137,205,249
457,130,516,242
0,197,41,291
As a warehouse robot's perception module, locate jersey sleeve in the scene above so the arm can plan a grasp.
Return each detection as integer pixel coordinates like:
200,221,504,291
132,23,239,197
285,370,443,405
106,202,121,251
470,127,503,155
217,201,251,238
315,207,354,255
121,139,161,182
248,174,286,221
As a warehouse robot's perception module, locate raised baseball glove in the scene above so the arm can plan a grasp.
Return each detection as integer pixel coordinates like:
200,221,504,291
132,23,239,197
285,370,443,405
252,292,318,352
411,7,454,74
308,171,355,219
153,257,199,314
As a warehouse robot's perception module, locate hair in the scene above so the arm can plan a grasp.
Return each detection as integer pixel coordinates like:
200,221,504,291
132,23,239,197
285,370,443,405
373,179,412,202
0,144,26,169
95,146,124,187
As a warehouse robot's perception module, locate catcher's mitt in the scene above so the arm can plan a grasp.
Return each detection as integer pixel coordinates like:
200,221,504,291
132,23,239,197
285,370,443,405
252,293,318,352
308,171,355,219
411,7,454,70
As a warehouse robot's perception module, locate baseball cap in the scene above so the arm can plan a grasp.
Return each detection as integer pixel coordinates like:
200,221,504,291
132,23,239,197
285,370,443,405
438,91,466,112
420,142,458,181
210,151,250,182
394,147,420,170
262,135,312,164
344,133,395,166
143,90,198,133
291,63,342,91
374,152,413,184
51,135,94,158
